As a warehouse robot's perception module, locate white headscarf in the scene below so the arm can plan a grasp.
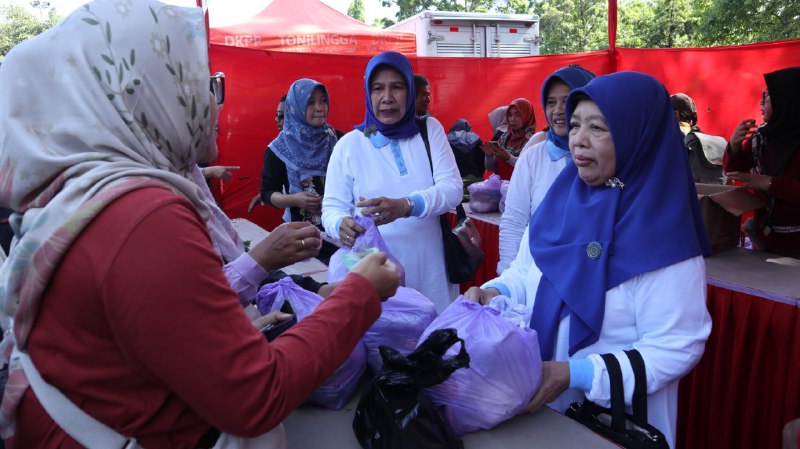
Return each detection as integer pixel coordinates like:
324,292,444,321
0,0,212,434
488,105,509,134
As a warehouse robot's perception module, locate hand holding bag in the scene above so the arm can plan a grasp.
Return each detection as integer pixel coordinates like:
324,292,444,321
565,350,669,449
418,118,484,284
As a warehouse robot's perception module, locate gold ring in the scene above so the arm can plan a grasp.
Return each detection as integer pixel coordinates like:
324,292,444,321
300,239,306,248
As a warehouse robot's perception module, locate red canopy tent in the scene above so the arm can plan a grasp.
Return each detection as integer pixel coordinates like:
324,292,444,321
208,0,415,55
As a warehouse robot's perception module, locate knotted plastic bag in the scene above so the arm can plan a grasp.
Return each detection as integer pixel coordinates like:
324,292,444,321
419,296,542,435
256,277,366,410
467,174,502,213
353,328,469,449
362,287,438,373
498,179,510,214
328,215,405,285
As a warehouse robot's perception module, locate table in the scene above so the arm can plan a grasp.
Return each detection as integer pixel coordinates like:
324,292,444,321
448,203,501,292
677,248,800,449
231,218,328,282
284,392,621,448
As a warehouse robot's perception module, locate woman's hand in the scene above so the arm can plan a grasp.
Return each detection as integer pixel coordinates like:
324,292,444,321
251,311,293,330
202,165,239,181
493,147,513,162
350,252,401,301
248,222,321,270
289,191,322,214
524,361,570,413
247,193,263,213
339,216,366,247
357,196,410,226
480,142,496,157
724,171,772,191
729,119,757,154
463,286,500,305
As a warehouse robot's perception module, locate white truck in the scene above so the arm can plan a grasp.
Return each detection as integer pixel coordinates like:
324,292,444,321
389,11,540,57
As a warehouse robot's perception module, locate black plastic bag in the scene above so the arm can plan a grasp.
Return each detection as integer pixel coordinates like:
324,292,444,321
353,328,470,449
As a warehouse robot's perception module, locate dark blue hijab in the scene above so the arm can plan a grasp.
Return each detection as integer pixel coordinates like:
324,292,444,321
354,52,419,140
270,78,337,193
541,65,596,152
528,72,710,360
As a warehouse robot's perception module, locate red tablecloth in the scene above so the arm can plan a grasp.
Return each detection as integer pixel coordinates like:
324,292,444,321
677,283,800,449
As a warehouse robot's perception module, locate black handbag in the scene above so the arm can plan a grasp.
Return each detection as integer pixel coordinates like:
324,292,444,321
418,118,484,284
565,350,670,449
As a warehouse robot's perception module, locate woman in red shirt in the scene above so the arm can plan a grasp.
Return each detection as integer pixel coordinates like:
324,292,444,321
0,1,399,447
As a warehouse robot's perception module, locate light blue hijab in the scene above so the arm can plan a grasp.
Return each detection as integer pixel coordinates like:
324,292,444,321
541,65,596,160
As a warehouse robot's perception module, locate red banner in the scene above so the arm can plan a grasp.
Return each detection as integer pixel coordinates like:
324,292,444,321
210,40,800,231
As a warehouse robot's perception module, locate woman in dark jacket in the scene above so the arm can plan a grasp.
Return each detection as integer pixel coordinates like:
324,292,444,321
725,67,800,257
447,118,484,178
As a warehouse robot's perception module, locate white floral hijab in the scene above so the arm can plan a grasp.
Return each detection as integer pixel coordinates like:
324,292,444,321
0,0,212,434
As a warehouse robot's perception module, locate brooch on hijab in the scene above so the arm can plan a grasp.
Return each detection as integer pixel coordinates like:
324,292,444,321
586,241,603,260
364,125,378,137
604,177,625,189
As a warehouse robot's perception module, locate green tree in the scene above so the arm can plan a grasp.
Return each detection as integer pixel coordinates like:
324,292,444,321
696,0,800,46
382,0,496,21
347,0,366,22
373,17,396,28
617,0,707,48
0,5,61,59
532,0,608,54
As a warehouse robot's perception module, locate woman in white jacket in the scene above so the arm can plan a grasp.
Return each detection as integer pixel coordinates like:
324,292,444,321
322,52,462,311
466,72,712,448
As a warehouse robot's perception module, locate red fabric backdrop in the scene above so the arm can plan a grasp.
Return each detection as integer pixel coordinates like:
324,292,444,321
209,40,800,230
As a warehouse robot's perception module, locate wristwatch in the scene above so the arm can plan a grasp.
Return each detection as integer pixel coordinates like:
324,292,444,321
403,197,414,217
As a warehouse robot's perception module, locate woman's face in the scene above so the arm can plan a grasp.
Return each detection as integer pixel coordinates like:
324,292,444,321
760,89,773,122
545,81,571,136
569,99,616,187
306,86,329,128
507,106,523,131
370,66,408,125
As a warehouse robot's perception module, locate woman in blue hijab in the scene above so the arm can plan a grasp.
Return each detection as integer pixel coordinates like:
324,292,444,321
322,52,463,312
259,78,340,260
466,72,712,447
498,65,595,273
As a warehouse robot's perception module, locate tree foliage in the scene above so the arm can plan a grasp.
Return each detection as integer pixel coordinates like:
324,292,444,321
0,5,61,60
347,0,366,22
532,0,607,54
377,0,800,50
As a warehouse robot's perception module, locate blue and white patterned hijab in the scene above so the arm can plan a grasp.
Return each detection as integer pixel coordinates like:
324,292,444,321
269,78,337,194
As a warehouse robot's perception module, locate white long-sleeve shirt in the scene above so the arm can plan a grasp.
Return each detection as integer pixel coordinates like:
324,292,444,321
497,140,568,273
485,226,711,448
322,117,463,311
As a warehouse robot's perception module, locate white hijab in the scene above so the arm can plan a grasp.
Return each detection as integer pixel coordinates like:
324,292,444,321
0,0,212,433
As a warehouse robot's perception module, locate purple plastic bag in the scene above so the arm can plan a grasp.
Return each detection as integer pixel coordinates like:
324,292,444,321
328,215,405,285
255,277,366,410
418,296,542,435
309,341,367,410
467,174,503,213
362,287,438,373
499,180,510,214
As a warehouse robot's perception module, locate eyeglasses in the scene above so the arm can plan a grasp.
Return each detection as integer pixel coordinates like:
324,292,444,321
210,72,225,106
276,112,285,120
